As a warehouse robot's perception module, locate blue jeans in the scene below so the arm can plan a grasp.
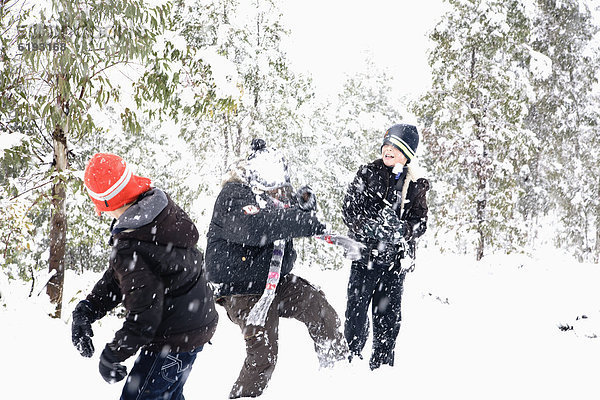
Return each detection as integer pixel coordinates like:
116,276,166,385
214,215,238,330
120,346,202,400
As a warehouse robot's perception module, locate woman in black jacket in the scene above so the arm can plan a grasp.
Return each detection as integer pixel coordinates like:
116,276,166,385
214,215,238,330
71,153,218,400
205,139,348,399
343,124,429,370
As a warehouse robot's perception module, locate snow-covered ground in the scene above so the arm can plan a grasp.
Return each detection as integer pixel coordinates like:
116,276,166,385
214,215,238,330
2,246,600,399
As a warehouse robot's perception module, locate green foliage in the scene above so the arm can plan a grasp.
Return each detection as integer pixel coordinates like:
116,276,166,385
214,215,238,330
524,0,600,262
5,0,176,287
0,0,228,286
413,0,535,259
16,0,175,139
173,0,315,206
413,0,600,261
180,0,311,159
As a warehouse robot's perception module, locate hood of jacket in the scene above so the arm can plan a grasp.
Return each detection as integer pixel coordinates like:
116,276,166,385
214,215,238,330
111,188,199,248
221,158,248,187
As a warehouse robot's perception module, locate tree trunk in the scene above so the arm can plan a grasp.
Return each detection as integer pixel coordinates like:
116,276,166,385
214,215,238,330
47,126,67,318
469,47,486,261
476,180,486,261
474,130,487,262
595,218,600,264
223,114,230,171
596,177,600,263
475,137,488,261
234,123,243,157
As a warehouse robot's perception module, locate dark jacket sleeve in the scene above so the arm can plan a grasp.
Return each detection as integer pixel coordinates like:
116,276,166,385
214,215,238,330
342,165,380,238
105,240,165,362
210,183,326,246
85,269,121,321
403,178,430,240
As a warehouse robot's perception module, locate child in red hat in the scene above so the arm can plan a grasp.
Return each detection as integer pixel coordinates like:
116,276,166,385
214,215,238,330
71,153,218,400
83,152,152,216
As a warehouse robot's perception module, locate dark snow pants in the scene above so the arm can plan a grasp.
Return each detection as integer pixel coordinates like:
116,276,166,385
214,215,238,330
217,274,348,399
344,259,406,370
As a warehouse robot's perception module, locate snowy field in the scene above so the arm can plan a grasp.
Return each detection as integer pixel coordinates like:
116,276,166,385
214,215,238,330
2,246,600,400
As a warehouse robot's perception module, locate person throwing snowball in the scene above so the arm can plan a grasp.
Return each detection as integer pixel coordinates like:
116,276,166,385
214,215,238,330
204,139,349,398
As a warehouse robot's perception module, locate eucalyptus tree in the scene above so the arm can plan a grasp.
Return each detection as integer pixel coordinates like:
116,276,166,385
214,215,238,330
7,0,200,317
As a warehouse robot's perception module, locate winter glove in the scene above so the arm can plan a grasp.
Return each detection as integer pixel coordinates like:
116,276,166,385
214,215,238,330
399,252,416,274
315,234,366,261
363,219,395,241
99,347,128,384
295,185,317,211
400,261,415,274
363,214,404,243
338,236,367,261
71,300,96,358
379,208,408,243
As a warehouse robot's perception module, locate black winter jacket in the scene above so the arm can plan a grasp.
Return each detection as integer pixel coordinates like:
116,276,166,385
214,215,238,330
85,189,218,362
205,180,326,296
342,159,429,264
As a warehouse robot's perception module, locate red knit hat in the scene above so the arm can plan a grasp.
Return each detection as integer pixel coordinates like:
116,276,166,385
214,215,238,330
84,153,151,215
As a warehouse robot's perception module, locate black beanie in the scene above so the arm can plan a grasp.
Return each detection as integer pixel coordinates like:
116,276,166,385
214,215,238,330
381,124,419,163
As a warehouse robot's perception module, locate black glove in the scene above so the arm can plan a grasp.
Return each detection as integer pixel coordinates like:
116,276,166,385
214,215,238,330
362,216,386,240
363,209,404,242
363,220,395,241
295,185,317,211
72,300,96,358
379,208,408,243
99,347,128,384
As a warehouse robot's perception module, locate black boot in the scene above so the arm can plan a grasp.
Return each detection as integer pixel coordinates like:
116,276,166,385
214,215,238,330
369,350,394,370
348,350,363,363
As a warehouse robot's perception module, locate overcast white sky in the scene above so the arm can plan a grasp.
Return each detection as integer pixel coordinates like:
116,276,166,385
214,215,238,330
280,0,446,99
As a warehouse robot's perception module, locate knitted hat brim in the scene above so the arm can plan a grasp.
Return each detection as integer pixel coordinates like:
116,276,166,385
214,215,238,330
88,174,151,216
382,135,415,161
